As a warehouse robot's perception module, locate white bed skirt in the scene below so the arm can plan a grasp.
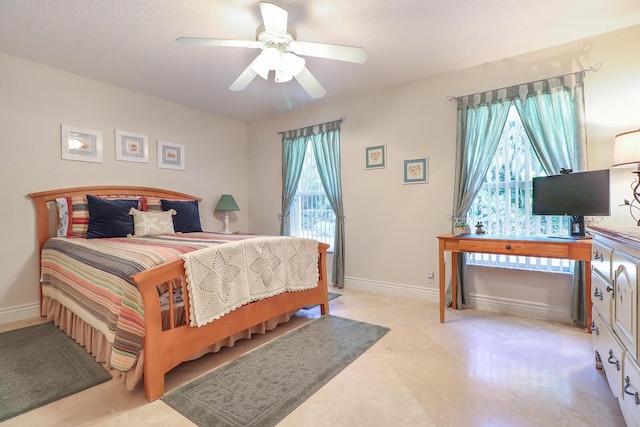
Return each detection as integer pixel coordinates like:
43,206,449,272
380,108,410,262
42,296,296,391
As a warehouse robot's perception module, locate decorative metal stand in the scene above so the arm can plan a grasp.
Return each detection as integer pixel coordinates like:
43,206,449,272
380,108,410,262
620,171,640,226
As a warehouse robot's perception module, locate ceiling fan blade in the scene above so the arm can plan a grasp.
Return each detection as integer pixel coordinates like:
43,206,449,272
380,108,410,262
259,2,288,37
176,37,262,49
289,41,368,63
229,65,259,91
294,67,326,98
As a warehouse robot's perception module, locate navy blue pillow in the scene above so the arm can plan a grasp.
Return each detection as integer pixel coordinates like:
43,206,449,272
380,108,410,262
160,199,203,233
86,195,139,239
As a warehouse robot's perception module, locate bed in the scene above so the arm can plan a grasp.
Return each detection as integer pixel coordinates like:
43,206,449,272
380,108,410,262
28,185,329,401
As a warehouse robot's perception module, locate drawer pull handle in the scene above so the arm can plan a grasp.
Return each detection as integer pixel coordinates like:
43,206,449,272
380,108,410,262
505,244,511,250
594,251,604,262
625,376,640,405
590,321,599,335
608,350,620,371
593,287,604,301
595,350,603,369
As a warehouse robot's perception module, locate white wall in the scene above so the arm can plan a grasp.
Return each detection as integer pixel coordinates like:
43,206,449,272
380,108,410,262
3,25,639,326
0,53,249,321
247,25,640,322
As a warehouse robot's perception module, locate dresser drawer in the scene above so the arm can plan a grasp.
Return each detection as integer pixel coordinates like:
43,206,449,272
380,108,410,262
592,239,614,282
593,309,625,399
592,270,614,325
622,354,640,427
613,250,640,360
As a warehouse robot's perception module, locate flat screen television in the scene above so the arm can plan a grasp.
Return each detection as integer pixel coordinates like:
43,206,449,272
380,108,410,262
532,169,610,238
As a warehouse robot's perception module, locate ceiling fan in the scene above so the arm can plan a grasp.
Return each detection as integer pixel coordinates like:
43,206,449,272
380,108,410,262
176,2,368,99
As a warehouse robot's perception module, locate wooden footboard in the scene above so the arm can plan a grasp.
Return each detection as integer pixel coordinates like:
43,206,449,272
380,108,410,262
131,242,329,401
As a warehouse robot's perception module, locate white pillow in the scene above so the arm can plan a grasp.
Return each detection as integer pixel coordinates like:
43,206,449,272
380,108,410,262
129,207,176,237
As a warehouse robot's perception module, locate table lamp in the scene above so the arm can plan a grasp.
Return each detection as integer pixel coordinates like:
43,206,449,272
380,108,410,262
613,129,640,224
214,194,240,234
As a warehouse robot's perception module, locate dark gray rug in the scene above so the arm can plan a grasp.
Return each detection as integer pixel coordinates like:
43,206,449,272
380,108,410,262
0,321,112,422
162,315,390,427
302,291,341,310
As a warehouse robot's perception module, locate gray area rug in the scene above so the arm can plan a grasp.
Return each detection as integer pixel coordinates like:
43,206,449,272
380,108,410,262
0,321,112,422
162,315,390,427
302,291,341,310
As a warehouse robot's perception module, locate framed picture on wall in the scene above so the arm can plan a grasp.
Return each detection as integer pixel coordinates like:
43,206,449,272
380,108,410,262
61,124,103,163
365,145,386,169
403,157,428,184
157,140,185,170
115,129,149,163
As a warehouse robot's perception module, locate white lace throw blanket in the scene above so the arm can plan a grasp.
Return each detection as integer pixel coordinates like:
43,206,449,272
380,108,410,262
180,236,319,327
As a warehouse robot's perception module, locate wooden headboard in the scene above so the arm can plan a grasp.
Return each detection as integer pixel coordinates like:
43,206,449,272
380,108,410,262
28,185,201,255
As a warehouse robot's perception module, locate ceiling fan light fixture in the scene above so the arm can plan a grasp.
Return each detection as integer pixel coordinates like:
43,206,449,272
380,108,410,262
275,67,293,83
273,51,304,82
177,2,366,98
282,52,305,76
250,47,279,79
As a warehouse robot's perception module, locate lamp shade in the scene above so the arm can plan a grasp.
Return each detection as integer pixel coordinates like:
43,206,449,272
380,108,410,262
250,47,279,79
250,48,305,83
282,52,305,76
215,194,239,212
613,129,640,167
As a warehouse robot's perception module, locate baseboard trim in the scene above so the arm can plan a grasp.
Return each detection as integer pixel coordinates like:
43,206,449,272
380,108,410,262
2,279,571,325
0,302,41,325
467,293,571,323
343,276,439,301
343,275,571,324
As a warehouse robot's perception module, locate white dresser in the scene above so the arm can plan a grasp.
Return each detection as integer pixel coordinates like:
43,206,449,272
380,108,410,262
591,227,640,427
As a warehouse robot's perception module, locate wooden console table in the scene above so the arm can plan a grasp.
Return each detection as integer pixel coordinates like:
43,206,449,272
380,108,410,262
437,233,593,328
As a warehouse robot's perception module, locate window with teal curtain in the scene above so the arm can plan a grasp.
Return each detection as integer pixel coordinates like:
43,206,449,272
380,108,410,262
280,119,345,288
451,72,588,327
290,143,336,249
467,105,572,272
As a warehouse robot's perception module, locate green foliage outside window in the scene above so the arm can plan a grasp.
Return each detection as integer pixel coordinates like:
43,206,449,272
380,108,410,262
468,106,569,239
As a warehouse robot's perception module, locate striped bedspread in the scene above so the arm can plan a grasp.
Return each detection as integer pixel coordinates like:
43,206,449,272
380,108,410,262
40,232,259,372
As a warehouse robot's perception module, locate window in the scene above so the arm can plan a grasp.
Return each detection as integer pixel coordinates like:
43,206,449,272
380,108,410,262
467,105,571,272
289,144,336,250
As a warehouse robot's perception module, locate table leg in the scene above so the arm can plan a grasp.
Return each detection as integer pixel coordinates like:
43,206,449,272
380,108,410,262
451,251,458,310
439,239,446,323
586,260,592,333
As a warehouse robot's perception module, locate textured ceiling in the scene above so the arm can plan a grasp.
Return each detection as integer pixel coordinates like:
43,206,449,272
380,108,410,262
1,0,639,123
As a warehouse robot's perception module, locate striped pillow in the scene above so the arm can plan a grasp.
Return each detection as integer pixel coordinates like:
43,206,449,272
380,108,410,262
142,196,163,212
56,195,143,238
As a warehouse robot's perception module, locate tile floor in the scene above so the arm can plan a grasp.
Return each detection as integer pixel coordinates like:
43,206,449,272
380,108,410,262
1,287,627,426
